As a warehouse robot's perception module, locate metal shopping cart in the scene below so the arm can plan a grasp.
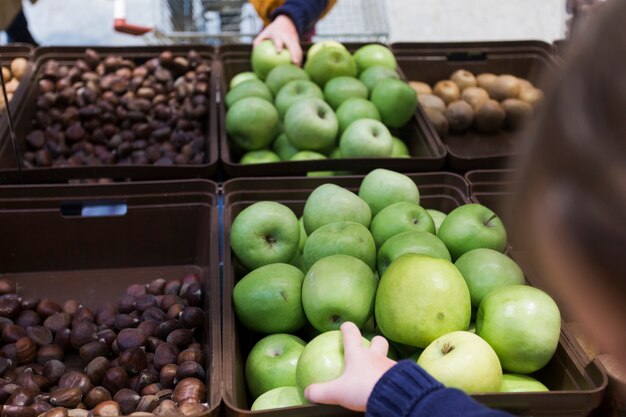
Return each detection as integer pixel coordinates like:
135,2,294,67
113,0,390,44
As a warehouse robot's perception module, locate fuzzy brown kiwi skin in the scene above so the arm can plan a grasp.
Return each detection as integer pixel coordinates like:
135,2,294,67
424,107,449,137
461,87,490,110
474,99,506,133
477,73,498,91
410,81,433,95
488,75,521,101
444,100,474,133
418,93,446,112
434,80,461,104
450,69,477,91
519,87,544,107
502,98,533,130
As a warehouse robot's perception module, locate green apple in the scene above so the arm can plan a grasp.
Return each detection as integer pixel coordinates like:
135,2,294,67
455,248,525,308
377,231,451,276
226,97,279,151
437,204,507,260
284,98,338,151
427,209,447,233
226,79,272,108
272,133,300,161
251,387,303,411
417,331,503,393
230,201,300,269
375,254,471,348
329,148,342,158
246,334,306,399
391,137,410,158
323,76,369,109
304,47,357,87
266,64,310,95
500,374,549,393
298,218,307,252
233,263,306,333
302,222,376,271
307,41,348,61
252,40,292,80
302,255,377,332
303,183,371,234
240,150,280,164
359,65,400,92
230,71,258,89
353,44,397,74
275,80,324,119
307,171,334,177
359,168,420,216
477,285,561,374
371,79,418,128
370,202,435,248
290,151,326,161
296,330,370,399
340,119,392,158
336,98,381,134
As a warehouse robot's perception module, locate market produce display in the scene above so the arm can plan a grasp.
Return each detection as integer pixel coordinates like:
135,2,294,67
0,57,28,111
225,42,416,166
229,169,561,411
24,49,210,168
412,70,544,137
0,274,210,416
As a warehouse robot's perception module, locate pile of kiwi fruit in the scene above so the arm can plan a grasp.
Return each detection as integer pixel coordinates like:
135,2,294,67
410,70,544,137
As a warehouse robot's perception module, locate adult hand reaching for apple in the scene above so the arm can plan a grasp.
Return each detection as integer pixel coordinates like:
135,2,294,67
304,322,396,411
254,15,303,66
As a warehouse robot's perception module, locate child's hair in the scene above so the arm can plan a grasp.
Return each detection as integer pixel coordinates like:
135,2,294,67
515,0,626,295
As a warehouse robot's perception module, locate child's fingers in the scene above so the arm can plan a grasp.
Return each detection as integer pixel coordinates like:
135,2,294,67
305,381,342,405
369,335,389,357
340,322,364,353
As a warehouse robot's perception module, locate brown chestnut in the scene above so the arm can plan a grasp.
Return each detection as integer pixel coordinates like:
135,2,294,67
0,279,16,295
15,311,41,328
84,386,112,409
182,283,201,307
163,280,181,296
20,299,39,312
54,328,72,352
1,405,36,417
42,407,68,417
153,343,179,370
63,300,82,316
159,364,177,389
175,361,205,382
166,304,185,320
43,313,71,333
135,394,159,413
36,299,62,318
7,386,35,406
96,329,117,347
95,304,117,328
43,360,65,384
131,369,159,393
79,341,109,363
116,328,145,351
37,344,64,364
134,295,156,312
179,403,208,416
115,314,139,330
102,367,128,395
84,356,111,386
116,295,135,314
59,371,92,395
166,329,193,349
171,377,205,405
26,326,53,346
155,319,183,340
155,389,172,401
3,325,27,344
50,387,82,407
15,369,43,393
140,307,165,323
159,295,183,311
126,284,147,297
72,307,95,325
136,320,158,338
70,322,96,348
152,399,178,416
179,307,203,329
118,348,147,375
92,400,121,417
113,388,140,415
15,337,36,365
147,279,166,296
32,401,53,415
139,383,161,397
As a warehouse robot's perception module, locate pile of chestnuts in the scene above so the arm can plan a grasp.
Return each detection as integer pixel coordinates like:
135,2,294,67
24,49,210,168
0,274,210,417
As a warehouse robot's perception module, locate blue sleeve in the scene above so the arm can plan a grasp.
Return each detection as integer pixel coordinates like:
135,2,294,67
367,361,513,417
270,0,328,37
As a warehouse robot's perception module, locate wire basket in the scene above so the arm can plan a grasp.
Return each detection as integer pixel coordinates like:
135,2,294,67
149,0,389,44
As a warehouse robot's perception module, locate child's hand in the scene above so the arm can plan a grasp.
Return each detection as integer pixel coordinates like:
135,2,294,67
253,15,303,66
304,322,397,412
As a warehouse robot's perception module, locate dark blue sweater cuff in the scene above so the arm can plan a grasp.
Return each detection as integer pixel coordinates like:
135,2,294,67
366,360,443,416
271,0,328,37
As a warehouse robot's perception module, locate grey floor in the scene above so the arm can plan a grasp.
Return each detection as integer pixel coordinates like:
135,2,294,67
18,0,568,46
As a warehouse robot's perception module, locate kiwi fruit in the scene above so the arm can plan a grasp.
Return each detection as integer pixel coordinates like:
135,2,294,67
450,69,477,91
424,107,449,137
418,93,446,112
433,80,460,104
461,87,490,110
476,73,498,91
519,87,544,106
409,81,433,95
488,75,521,101
517,78,534,92
502,98,533,130
474,99,506,133
444,100,474,133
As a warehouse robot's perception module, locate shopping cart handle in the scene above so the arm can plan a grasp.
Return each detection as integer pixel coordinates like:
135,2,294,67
114,18,153,36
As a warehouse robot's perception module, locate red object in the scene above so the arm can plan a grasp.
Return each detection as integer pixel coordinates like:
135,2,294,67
114,18,152,36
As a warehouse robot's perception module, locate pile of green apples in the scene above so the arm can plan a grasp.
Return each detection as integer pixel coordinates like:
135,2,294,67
229,169,561,411
225,41,417,169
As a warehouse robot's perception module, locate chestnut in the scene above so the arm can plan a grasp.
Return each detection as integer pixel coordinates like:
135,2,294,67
175,361,205,382
84,386,112,409
0,296,21,320
54,328,72,352
50,387,82,407
37,344,64,364
171,377,205,405
155,319,183,340
179,307,203,329
36,299,62,318
84,356,111,386
147,279,166,296
62,300,82,316
32,401,53,415
135,394,159,413
26,326,53,346
70,322,96,348
92,400,121,417
95,304,117,328
43,360,65,385
43,313,71,333
59,371,92,395
116,295,135,314
15,369,42,393
42,407,69,417
79,341,109,363
15,337,36,365
15,311,41,328
140,307,165,323
166,304,185,320
159,364,177,389
182,283,201,307
155,389,172,401
179,403,208,416
102,367,128,395
136,320,158,338
3,325,27,344
73,307,95,324
139,383,161,397
115,314,139,330
1,405,36,417
116,328,145,351
166,329,193,349
96,329,117,347
152,399,178,416
131,369,159,393
153,343,179,370
113,389,140,415
126,284,147,297
0,357,14,375
118,348,147,375
163,280,181,296
7,386,35,406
